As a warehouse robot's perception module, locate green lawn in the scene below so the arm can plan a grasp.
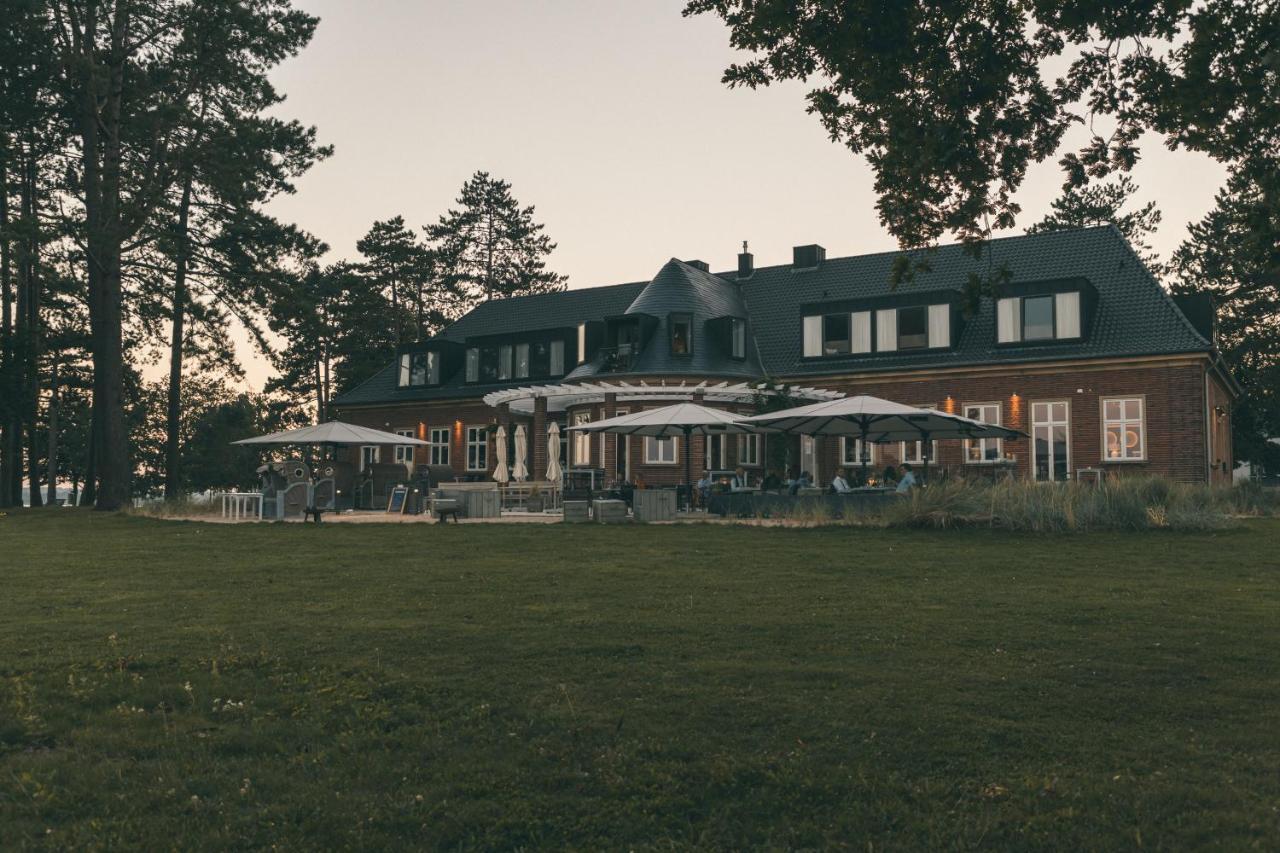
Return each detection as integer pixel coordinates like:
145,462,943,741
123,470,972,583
1,512,1277,850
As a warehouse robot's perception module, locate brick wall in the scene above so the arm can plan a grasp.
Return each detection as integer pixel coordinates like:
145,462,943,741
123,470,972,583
333,356,1222,486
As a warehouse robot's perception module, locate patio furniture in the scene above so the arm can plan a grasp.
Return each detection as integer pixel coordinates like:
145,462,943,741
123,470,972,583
632,489,677,522
563,500,591,523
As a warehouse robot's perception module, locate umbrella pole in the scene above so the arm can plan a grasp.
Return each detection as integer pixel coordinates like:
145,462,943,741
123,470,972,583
683,427,692,512
920,430,931,486
859,416,871,486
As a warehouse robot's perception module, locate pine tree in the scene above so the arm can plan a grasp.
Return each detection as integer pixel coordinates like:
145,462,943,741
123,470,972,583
1026,176,1165,276
425,171,567,310
355,216,441,342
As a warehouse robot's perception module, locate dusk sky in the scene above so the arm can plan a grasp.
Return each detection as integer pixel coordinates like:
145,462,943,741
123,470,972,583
230,0,1229,389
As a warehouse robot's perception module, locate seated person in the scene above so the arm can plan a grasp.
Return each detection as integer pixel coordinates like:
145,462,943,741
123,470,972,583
696,470,714,505
830,468,853,494
896,463,918,493
730,466,751,492
881,464,899,485
788,470,813,495
761,469,784,492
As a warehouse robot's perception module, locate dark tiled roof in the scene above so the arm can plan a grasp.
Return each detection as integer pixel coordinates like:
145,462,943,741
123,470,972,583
334,225,1210,407
566,258,764,380
733,225,1209,377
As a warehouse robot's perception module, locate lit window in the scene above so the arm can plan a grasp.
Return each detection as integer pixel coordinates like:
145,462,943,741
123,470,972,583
964,403,1003,462
466,426,488,471
670,314,692,355
1103,397,1145,461
645,435,678,464
394,429,415,466
736,434,760,466
428,428,450,466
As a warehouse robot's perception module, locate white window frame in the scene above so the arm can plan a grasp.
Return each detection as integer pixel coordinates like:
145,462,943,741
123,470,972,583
899,406,939,464
360,445,379,472
465,426,488,471
839,436,876,467
394,429,416,466
1031,400,1072,481
736,434,761,467
963,402,1004,463
1101,396,1147,462
428,427,450,466
644,435,678,465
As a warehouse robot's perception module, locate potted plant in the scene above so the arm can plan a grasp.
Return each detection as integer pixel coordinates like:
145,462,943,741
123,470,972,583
526,483,545,513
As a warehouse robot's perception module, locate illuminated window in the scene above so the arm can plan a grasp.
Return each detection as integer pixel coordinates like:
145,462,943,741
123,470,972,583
1102,397,1145,461
963,403,1004,462
572,412,592,466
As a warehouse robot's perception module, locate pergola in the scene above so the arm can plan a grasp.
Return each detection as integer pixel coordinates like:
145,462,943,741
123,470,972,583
482,379,843,414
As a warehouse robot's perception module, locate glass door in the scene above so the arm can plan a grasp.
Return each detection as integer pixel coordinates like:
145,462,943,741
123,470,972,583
1032,401,1071,481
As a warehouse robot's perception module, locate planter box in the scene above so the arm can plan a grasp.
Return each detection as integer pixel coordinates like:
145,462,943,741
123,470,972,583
632,489,676,523
563,500,591,523
592,499,629,524
462,490,500,519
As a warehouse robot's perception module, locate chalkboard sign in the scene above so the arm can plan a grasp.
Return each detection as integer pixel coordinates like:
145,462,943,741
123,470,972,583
386,485,409,514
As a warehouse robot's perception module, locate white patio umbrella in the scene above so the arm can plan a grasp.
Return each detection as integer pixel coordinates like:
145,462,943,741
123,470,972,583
232,420,429,447
545,422,563,483
493,425,510,484
512,424,529,482
742,395,1022,482
569,402,771,509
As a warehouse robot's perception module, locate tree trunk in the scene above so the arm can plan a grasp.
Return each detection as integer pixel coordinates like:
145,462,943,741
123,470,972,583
164,174,193,500
0,139,15,508
21,139,43,508
46,357,58,505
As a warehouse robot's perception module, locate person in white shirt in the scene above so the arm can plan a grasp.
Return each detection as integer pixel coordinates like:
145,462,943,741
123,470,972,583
730,466,750,492
896,463,918,493
831,468,853,494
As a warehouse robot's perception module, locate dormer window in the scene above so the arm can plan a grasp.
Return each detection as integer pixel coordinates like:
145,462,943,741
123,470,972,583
398,351,440,387
998,291,1082,343
897,306,928,350
804,304,946,357
670,314,692,355
730,318,746,359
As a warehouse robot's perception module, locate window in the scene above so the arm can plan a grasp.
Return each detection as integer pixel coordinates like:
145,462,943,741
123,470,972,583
730,318,746,359
428,428,450,466
549,340,565,375
1032,401,1070,480
670,314,692,355
572,412,592,466
465,348,479,382
478,346,500,382
394,429,416,466
360,445,379,471
707,434,727,470
876,308,897,352
852,311,872,353
645,435,678,464
840,436,875,467
737,434,760,466
1022,295,1055,341
900,407,939,464
898,305,928,350
964,403,1003,462
822,313,850,355
397,352,440,387
515,343,530,378
466,426,488,471
577,324,587,364
998,291,1082,343
1103,397,1145,461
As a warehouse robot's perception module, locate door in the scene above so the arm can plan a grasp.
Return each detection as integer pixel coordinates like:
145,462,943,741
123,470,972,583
1032,401,1071,481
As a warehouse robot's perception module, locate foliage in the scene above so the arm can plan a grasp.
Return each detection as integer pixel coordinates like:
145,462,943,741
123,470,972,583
425,170,568,305
355,216,441,342
1,512,1277,847
1026,175,1165,276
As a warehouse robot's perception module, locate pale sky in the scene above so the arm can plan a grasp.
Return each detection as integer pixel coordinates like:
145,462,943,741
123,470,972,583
214,0,1227,390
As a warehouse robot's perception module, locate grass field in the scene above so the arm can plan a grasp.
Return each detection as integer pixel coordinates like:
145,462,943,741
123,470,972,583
1,511,1278,849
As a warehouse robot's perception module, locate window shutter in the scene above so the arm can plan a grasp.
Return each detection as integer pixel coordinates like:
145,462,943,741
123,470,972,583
876,309,897,352
802,315,822,357
1055,291,1081,338
928,304,950,348
997,298,1020,343
851,312,872,353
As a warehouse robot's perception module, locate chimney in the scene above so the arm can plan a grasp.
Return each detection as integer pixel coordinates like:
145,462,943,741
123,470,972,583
792,244,826,270
737,240,754,280
685,259,710,272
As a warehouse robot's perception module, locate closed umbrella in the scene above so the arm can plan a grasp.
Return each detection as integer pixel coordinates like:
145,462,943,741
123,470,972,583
569,402,771,510
742,395,1021,483
545,422,563,483
493,425,510,484
512,424,529,482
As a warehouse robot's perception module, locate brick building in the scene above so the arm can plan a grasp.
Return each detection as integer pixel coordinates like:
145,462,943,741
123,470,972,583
332,226,1237,486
